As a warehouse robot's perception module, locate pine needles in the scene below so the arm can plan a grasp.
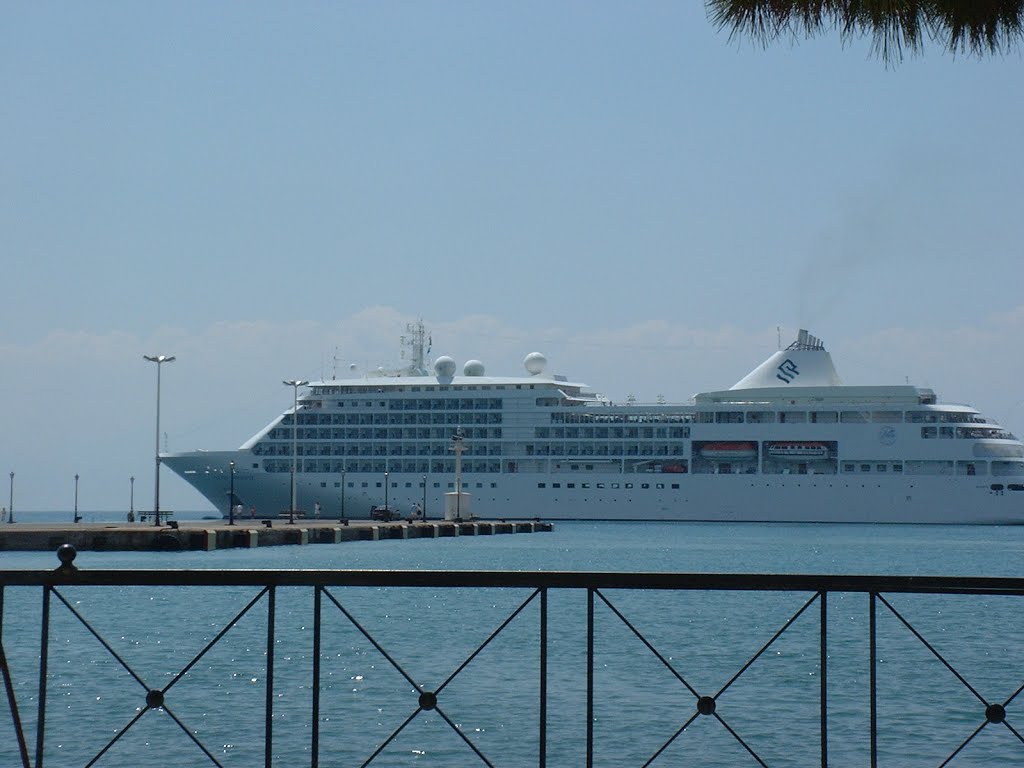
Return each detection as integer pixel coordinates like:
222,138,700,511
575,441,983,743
707,0,1024,62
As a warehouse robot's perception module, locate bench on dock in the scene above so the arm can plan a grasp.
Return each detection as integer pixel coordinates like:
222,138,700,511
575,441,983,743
136,511,174,523
277,511,306,519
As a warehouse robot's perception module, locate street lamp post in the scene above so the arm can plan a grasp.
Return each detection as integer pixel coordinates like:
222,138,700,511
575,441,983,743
130,476,135,520
8,471,14,524
283,379,308,525
422,474,427,522
340,470,346,522
228,461,236,525
74,474,81,523
451,428,465,521
384,471,389,515
144,354,175,527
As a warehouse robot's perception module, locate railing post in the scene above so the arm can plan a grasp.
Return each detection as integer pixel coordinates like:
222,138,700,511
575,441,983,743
312,586,321,768
36,586,51,768
1,586,31,768
265,585,276,768
870,591,877,768
539,587,547,768
587,587,594,768
820,590,828,767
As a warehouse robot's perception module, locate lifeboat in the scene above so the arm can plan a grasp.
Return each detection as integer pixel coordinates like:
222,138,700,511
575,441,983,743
700,442,758,460
766,442,830,460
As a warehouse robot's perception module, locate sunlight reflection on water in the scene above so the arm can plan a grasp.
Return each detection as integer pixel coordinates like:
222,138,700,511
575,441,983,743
4,521,1024,766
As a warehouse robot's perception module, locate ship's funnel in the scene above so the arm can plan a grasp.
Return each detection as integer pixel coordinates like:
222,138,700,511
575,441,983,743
730,330,842,390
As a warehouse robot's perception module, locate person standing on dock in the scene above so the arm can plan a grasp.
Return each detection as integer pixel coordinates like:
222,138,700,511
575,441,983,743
314,501,321,519
250,505,256,519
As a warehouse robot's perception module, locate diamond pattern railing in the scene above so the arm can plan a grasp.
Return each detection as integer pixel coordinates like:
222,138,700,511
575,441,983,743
869,592,1024,766
315,585,544,767
41,584,274,768
3,546,1024,767
589,588,826,767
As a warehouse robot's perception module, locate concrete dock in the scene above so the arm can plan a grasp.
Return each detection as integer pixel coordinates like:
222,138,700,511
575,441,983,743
0,518,553,552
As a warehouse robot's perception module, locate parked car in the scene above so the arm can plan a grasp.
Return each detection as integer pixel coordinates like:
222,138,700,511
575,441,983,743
370,505,398,521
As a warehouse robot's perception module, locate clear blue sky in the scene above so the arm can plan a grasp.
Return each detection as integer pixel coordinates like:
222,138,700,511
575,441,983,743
2,2,1022,512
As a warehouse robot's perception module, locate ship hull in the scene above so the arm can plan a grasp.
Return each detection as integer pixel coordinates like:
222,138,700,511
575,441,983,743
163,452,1024,525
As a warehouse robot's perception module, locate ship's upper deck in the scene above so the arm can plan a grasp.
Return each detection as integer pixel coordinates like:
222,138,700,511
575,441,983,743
307,373,589,394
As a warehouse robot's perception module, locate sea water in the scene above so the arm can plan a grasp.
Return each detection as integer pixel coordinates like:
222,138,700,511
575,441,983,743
3,518,1024,767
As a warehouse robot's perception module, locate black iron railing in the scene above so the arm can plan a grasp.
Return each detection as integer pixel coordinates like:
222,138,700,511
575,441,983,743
3,545,1024,767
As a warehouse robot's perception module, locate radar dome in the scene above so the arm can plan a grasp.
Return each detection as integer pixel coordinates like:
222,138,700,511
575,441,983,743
464,360,485,376
524,352,547,375
434,356,457,379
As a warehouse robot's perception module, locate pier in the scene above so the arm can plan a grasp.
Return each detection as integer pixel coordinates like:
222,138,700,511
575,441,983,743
0,518,552,552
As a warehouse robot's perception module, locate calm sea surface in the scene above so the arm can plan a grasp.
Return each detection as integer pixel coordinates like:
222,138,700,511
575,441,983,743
4,514,1024,766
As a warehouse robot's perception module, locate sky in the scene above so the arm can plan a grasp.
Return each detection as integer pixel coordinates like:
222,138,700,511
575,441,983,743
2,2,1022,513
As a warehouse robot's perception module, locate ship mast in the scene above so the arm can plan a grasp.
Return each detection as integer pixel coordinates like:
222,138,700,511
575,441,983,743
400,320,431,376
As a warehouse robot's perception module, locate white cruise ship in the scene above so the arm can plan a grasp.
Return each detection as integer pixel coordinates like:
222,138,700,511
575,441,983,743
162,325,1024,524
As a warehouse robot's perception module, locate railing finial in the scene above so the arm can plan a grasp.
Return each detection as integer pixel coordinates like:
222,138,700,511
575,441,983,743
55,544,78,574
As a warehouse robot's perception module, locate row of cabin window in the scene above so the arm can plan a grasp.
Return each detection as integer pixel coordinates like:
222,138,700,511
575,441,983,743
535,462,997,479
920,426,1016,440
527,444,685,456
384,398,503,410
312,384,527,395
261,458,1024,477
255,442,504,457
263,460,504,474
538,481,682,490
268,426,502,441
536,427,690,439
259,439,688,457
552,413,694,424
554,410,985,425
306,397,505,410
316,480,499,490
291,412,502,426
841,460,1021,476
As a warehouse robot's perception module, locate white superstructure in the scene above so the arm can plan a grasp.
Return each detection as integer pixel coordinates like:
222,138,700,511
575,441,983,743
163,326,1024,524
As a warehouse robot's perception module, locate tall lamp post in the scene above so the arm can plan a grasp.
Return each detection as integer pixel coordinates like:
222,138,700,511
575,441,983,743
340,469,346,522
384,471,390,515
144,354,175,527
228,461,236,525
451,428,465,521
74,474,81,523
130,476,135,520
8,471,14,524
283,379,308,525
422,474,427,522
